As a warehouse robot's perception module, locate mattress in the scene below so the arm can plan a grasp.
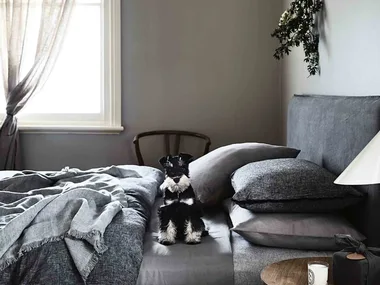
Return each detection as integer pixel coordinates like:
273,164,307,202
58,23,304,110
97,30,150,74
136,198,234,285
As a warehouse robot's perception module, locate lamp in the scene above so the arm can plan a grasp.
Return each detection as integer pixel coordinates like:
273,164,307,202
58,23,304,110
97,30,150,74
333,131,380,283
334,131,380,185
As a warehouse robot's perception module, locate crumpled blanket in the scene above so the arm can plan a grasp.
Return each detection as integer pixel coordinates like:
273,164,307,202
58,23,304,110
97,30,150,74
0,165,163,281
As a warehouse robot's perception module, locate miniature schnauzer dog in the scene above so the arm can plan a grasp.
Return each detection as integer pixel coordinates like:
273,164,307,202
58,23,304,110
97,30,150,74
157,153,207,245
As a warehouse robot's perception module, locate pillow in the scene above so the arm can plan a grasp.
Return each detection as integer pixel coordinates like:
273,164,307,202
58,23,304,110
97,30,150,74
189,143,300,206
224,199,365,250
231,158,363,212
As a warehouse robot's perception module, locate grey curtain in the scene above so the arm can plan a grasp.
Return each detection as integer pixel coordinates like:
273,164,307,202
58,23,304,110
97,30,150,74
0,0,75,170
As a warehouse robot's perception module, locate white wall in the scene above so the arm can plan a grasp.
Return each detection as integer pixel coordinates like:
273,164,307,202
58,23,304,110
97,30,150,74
21,0,283,170
282,0,380,140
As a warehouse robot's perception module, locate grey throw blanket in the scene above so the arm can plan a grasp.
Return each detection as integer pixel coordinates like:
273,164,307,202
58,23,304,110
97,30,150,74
0,165,163,281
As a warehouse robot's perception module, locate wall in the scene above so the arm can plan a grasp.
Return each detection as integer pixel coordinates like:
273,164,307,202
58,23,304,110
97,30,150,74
20,0,283,170
282,0,380,141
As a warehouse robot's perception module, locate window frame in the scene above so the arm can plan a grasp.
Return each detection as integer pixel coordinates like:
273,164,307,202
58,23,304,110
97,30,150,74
4,0,123,134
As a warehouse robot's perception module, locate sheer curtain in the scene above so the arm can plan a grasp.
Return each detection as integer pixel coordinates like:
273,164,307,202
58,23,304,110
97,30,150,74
0,0,75,170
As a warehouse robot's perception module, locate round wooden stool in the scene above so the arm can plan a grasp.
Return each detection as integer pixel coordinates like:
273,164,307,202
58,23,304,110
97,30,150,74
261,257,334,285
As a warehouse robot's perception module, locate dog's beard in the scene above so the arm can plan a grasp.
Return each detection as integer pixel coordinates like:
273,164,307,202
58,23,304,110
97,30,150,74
162,174,190,193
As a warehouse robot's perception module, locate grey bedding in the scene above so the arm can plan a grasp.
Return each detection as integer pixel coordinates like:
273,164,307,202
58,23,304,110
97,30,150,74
0,167,333,285
137,198,332,285
0,166,163,285
137,198,234,285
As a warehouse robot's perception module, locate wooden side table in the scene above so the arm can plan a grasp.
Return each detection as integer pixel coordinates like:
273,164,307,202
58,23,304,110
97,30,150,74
261,257,333,285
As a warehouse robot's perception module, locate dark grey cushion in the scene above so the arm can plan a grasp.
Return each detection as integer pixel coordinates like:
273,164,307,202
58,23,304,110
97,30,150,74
189,143,300,206
231,158,363,212
224,199,365,250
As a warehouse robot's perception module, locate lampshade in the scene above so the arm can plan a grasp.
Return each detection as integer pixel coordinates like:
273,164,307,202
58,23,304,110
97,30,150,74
334,131,380,185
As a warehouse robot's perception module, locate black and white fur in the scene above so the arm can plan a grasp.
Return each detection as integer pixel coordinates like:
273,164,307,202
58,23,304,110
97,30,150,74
157,153,207,245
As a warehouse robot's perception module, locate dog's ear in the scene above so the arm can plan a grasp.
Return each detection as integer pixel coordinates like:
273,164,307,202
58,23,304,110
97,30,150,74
159,155,172,168
179,152,193,163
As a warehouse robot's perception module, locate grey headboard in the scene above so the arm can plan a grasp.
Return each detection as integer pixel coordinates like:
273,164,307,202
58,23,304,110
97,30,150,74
287,94,380,247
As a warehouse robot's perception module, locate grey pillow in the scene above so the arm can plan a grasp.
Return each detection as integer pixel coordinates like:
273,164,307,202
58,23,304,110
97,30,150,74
224,199,365,250
189,143,300,206
231,158,363,212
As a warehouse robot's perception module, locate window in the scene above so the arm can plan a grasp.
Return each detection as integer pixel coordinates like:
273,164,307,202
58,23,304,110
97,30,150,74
0,0,122,133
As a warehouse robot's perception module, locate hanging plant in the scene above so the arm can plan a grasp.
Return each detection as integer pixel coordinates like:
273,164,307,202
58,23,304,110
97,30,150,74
271,0,324,76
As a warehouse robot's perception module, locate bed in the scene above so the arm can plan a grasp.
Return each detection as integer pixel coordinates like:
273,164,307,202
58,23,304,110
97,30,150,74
1,95,380,285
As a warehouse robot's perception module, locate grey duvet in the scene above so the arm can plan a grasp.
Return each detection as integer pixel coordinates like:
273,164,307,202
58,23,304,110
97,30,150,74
0,165,163,285
0,167,333,285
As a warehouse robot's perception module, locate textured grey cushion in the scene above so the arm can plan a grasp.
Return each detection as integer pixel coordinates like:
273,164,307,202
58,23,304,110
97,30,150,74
232,158,363,212
224,199,365,250
189,143,300,206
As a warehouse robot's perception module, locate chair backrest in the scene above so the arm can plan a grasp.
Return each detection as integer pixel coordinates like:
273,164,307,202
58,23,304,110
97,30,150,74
133,130,211,166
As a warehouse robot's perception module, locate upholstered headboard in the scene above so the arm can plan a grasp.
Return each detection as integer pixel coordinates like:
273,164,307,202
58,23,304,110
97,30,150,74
287,95,380,247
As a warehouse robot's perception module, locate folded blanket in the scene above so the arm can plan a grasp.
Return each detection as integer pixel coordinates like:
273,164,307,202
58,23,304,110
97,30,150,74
0,165,163,281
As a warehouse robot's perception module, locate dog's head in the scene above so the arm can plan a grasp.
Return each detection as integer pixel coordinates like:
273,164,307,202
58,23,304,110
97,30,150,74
159,153,193,192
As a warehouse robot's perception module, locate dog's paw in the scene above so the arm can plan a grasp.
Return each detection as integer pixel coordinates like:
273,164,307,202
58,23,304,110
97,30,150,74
158,238,175,246
158,232,176,246
185,234,201,245
185,238,201,245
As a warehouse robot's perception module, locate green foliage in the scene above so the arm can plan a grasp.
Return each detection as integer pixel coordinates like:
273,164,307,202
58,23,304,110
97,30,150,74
271,0,323,76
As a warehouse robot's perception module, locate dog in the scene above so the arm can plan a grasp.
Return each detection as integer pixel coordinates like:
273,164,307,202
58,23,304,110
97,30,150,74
157,153,207,245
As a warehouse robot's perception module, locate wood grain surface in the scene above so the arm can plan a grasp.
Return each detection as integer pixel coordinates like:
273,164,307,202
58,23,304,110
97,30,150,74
261,257,333,285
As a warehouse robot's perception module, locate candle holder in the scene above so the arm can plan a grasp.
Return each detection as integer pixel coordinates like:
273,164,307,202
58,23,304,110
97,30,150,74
308,261,329,285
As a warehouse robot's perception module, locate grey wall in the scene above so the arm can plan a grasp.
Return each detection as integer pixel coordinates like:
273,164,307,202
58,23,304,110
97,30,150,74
21,0,283,170
282,0,380,141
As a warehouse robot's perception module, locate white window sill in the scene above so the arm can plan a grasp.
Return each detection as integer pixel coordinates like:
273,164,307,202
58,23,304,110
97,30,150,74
19,125,124,134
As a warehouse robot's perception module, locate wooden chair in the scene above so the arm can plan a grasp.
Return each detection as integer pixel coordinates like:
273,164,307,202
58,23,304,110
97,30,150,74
133,130,211,166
